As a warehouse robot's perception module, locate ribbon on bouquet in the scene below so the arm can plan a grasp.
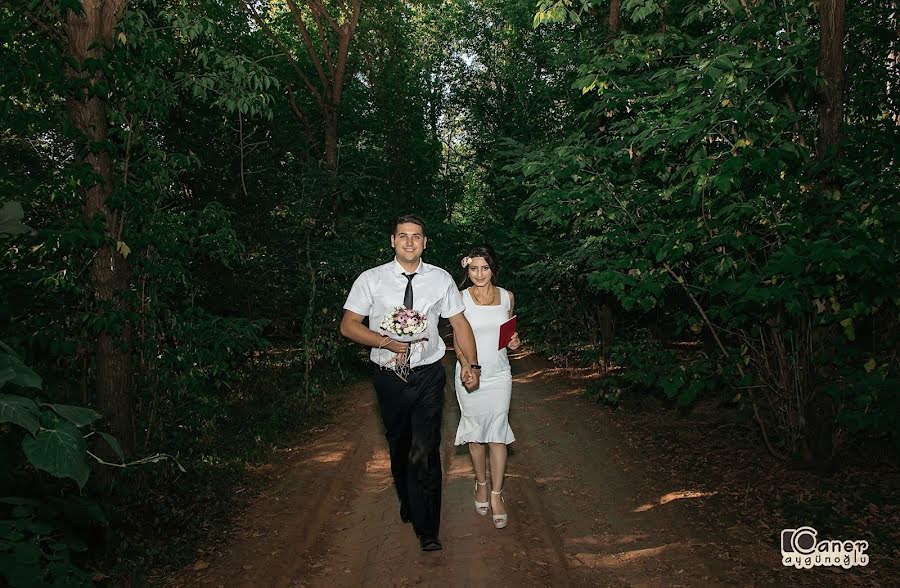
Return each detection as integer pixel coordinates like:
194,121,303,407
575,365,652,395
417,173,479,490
381,337,429,382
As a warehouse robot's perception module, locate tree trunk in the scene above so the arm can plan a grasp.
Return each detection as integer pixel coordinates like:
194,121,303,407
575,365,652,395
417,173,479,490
892,1,900,124
802,0,847,471
609,0,620,32
324,105,338,175
816,0,846,161
245,0,361,217
324,105,342,217
66,0,134,454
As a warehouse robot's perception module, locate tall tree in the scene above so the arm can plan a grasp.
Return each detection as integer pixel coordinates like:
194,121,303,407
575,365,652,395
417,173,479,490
65,0,134,452
242,0,361,185
816,0,846,161
804,0,848,467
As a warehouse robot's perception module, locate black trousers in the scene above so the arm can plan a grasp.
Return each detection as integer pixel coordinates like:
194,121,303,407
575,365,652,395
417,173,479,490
373,360,445,538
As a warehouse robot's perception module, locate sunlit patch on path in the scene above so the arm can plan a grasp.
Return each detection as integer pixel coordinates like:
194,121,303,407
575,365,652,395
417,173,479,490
165,356,760,587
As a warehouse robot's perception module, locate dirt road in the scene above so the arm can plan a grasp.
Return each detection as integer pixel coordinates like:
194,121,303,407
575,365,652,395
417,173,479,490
168,352,776,587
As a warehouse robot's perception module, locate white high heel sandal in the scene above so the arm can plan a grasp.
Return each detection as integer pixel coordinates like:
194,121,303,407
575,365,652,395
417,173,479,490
474,479,489,515
490,489,508,529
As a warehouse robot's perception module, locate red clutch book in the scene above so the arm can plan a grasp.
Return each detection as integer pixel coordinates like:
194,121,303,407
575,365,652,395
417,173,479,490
498,315,517,350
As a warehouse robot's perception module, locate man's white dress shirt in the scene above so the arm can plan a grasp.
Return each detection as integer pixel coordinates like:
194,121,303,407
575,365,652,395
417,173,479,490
344,258,465,368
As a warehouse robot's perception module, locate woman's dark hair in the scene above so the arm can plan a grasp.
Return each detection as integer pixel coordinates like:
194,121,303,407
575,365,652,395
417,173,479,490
459,244,499,287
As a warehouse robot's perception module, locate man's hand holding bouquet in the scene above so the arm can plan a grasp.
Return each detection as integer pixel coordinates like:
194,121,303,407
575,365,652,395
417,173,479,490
378,306,429,380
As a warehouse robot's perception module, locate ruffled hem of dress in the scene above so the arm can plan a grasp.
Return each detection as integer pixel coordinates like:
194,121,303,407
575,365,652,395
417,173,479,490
454,412,515,445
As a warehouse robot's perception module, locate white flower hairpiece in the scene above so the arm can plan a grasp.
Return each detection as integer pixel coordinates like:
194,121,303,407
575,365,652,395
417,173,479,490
460,256,472,268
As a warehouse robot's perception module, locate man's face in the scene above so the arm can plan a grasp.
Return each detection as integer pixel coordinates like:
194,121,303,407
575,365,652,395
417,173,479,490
391,222,427,265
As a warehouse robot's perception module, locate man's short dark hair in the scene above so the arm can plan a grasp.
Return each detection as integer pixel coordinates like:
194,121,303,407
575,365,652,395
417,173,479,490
392,214,426,236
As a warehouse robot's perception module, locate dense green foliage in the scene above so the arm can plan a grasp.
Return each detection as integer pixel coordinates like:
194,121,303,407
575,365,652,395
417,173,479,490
1,0,897,584
460,0,899,463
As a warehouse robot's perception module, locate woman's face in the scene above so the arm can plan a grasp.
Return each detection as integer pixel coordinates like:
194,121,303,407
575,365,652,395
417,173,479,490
467,256,493,286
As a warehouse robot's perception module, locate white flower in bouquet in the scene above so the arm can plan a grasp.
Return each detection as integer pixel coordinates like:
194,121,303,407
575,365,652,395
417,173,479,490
380,306,428,339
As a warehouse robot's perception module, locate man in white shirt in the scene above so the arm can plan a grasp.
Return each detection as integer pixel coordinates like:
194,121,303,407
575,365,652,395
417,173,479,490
341,214,480,552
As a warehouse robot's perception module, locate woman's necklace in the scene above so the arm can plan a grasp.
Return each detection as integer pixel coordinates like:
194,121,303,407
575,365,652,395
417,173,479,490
470,285,497,306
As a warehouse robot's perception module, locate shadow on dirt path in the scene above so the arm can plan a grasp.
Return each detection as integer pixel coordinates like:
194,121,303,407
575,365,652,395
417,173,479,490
165,351,778,587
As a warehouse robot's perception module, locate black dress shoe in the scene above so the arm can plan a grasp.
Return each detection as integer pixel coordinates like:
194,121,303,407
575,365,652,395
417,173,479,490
419,535,442,551
400,503,410,524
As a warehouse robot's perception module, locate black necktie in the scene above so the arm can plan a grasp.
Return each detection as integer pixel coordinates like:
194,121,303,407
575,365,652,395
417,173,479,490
403,273,416,309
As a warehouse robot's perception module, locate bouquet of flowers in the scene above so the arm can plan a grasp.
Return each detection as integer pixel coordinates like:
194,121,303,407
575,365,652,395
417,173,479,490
379,307,428,380
380,306,428,339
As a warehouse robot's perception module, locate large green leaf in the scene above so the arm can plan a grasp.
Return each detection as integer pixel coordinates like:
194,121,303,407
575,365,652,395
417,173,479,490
0,200,32,237
97,432,124,463
0,394,40,435
21,421,90,489
0,343,42,390
44,403,102,428
0,352,42,391
0,367,16,387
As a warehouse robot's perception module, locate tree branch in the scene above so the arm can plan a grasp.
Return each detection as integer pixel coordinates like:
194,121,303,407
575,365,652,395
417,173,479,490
239,111,248,198
663,263,789,460
287,84,317,143
40,0,62,21
783,92,808,148
239,0,323,105
284,0,331,91
3,2,63,42
307,1,336,77
332,0,361,106
310,0,341,34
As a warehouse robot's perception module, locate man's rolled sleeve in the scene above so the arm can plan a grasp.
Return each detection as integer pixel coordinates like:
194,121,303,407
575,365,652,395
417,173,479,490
440,277,465,318
344,272,373,317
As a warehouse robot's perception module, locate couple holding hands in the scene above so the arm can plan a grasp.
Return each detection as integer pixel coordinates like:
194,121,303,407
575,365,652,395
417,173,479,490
340,214,521,552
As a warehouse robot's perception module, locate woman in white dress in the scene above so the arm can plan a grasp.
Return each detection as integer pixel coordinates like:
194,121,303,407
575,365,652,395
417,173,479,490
453,245,521,529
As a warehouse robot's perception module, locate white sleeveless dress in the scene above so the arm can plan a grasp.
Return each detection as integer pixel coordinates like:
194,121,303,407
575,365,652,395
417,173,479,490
454,287,515,445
